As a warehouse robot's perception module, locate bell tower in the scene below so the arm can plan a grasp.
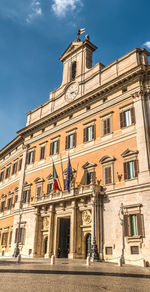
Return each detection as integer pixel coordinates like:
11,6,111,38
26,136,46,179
59,35,97,86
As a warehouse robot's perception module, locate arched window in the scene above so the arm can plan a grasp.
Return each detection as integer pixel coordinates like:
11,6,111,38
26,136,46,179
71,61,76,81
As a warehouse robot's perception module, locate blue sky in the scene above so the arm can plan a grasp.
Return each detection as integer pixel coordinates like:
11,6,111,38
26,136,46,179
0,0,150,149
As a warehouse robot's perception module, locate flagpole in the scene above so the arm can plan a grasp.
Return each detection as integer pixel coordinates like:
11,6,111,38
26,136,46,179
60,153,64,191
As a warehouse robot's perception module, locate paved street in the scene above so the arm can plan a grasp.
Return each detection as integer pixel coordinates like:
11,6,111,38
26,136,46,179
0,258,150,292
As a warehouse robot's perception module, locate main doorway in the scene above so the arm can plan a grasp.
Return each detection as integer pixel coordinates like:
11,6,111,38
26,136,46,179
58,217,70,258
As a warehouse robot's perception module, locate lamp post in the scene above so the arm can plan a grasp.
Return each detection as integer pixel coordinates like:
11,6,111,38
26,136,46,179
90,186,99,261
118,202,125,264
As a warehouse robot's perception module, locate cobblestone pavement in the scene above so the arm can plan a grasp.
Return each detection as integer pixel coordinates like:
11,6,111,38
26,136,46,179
0,258,150,292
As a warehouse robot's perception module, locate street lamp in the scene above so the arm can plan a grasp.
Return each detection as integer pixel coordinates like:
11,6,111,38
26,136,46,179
90,185,99,261
118,202,125,264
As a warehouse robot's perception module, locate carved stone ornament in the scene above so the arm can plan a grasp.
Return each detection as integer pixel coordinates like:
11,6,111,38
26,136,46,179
43,217,49,230
82,210,92,225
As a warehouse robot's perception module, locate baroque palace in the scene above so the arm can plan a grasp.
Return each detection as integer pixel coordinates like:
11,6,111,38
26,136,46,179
0,33,150,265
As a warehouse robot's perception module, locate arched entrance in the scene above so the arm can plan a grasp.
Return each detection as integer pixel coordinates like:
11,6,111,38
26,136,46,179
44,236,48,255
86,233,91,257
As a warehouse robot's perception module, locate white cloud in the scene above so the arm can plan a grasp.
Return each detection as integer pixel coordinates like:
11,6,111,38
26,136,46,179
26,0,42,24
143,41,150,49
51,0,83,17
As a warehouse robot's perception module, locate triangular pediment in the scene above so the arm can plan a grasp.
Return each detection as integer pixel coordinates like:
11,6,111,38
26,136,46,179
46,174,53,180
24,181,32,187
82,161,97,169
63,168,76,175
34,177,45,184
60,40,83,62
121,149,138,158
99,155,116,164
1,193,6,198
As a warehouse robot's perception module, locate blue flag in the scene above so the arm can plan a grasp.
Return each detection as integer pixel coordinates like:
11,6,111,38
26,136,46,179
66,156,74,192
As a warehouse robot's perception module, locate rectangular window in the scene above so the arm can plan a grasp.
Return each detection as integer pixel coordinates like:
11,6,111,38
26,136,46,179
120,107,135,128
83,125,95,143
15,228,26,245
18,158,22,171
85,171,95,185
9,231,12,245
7,198,12,210
27,150,35,164
40,146,45,160
14,195,18,205
130,215,138,236
1,232,8,246
1,201,5,212
50,140,59,155
131,246,139,254
5,166,11,179
105,247,113,255
65,133,76,149
47,183,53,194
0,170,4,182
104,166,112,185
36,186,42,197
102,118,111,136
23,190,30,203
124,213,144,237
124,160,138,180
12,161,17,175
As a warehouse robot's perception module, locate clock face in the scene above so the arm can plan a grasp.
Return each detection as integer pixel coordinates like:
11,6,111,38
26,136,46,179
65,83,78,102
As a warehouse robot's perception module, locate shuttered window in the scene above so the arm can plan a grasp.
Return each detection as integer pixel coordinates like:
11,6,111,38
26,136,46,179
27,150,35,164
36,186,42,197
15,228,26,245
0,170,4,182
102,118,111,135
124,160,138,180
9,231,12,245
50,140,59,155
1,201,5,212
47,183,53,194
7,198,12,210
40,146,45,160
18,158,23,171
83,125,96,142
104,166,112,185
5,166,11,179
12,161,18,175
120,107,135,128
65,133,76,149
1,232,8,246
23,190,30,203
124,213,144,237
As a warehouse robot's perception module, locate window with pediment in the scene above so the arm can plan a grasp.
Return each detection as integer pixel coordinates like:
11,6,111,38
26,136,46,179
34,177,44,198
121,149,139,180
46,174,53,194
81,162,97,185
123,204,144,239
23,182,32,204
99,156,116,185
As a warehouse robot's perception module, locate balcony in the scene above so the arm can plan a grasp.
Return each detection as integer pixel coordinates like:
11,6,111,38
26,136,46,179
33,183,104,206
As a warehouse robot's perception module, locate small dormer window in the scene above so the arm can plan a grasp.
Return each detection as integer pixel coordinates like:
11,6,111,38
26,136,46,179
71,61,76,81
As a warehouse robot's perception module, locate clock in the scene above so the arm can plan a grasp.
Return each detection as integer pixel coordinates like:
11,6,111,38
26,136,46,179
65,83,79,102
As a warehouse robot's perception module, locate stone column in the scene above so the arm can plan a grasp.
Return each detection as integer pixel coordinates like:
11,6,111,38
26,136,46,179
69,200,76,259
33,208,41,257
47,205,54,258
134,93,150,183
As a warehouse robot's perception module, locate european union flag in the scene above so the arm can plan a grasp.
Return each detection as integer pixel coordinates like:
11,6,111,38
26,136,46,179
66,155,74,192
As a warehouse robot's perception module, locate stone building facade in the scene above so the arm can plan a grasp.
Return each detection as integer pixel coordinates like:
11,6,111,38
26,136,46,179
0,35,150,265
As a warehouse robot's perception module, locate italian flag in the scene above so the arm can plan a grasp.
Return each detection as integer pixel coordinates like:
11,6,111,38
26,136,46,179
52,163,60,191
